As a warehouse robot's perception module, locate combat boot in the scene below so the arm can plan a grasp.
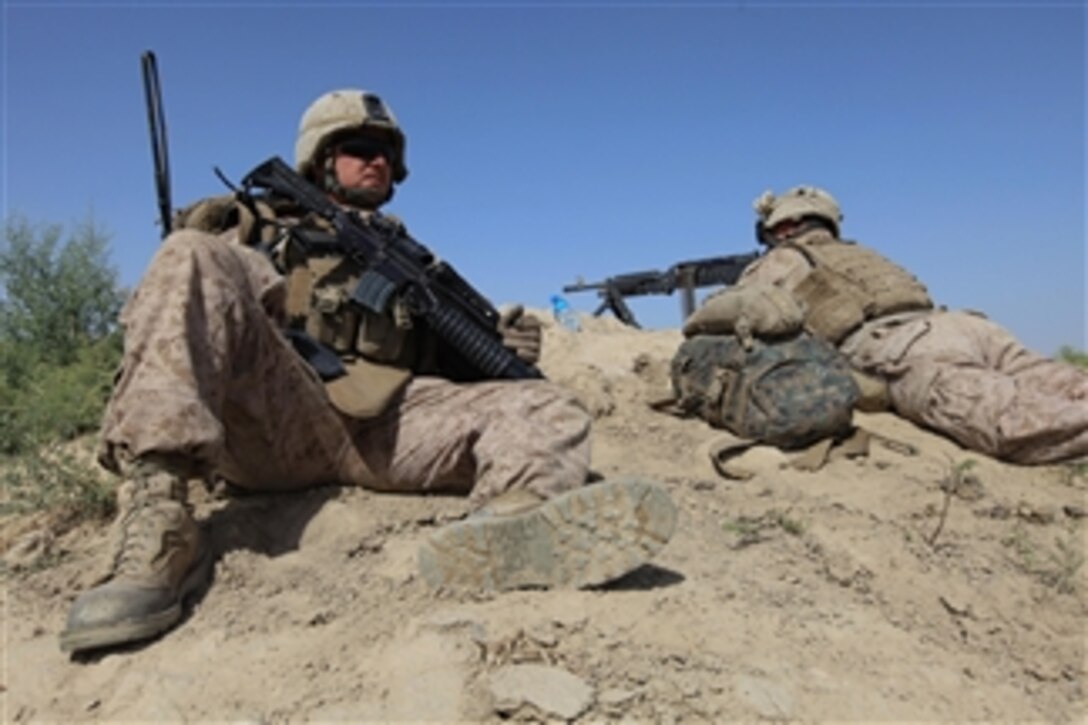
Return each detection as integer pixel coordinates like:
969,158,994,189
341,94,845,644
59,458,211,653
418,477,677,591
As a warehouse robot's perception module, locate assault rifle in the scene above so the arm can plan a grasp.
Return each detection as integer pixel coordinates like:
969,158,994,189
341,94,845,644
563,252,760,328
239,156,542,382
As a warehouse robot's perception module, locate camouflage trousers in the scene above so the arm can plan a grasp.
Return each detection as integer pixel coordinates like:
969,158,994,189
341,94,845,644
98,230,591,507
842,310,1088,464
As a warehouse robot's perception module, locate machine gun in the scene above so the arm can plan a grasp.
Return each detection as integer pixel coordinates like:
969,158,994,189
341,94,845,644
563,252,760,328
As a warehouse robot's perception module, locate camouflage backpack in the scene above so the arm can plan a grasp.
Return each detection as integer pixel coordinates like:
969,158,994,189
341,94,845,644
669,333,859,449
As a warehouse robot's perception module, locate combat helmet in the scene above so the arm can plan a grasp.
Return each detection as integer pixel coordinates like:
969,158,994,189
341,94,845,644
753,186,842,243
295,89,408,184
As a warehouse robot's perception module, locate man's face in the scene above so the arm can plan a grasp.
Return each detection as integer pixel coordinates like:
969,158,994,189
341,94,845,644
331,135,393,199
768,218,803,243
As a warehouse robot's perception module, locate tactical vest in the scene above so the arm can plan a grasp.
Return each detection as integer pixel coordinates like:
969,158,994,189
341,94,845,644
281,220,419,369
785,237,933,344
173,195,422,417
278,217,434,418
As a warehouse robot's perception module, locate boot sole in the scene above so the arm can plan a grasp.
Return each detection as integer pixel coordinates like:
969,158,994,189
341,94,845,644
59,545,213,654
418,477,677,591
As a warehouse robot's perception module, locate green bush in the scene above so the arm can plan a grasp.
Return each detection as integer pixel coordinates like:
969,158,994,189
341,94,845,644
0,212,124,455
0,213,125,507
0,335,122,454
1056,346,1088,369
1,215,124,366
0,444,116,521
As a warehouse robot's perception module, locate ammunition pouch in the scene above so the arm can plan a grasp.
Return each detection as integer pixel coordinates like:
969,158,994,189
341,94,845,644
793,265,868,343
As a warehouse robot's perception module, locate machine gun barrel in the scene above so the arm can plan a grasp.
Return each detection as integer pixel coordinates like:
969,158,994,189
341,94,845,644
563,251,760,327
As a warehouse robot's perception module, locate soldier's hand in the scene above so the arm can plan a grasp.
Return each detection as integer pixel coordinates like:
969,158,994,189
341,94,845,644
497,303,542,365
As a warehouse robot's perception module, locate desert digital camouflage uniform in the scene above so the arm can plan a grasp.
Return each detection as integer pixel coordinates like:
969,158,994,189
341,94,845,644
62,88,676,656
97,229,591,508
738,187,1088,465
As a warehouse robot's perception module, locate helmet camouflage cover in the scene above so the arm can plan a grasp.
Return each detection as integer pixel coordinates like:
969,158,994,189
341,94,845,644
295,89,408,183
753,186,843,237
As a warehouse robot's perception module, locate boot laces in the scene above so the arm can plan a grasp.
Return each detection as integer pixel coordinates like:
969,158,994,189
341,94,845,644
109,471,187,578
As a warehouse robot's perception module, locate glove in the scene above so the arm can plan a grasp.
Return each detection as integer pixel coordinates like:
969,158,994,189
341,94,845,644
497,303,542,365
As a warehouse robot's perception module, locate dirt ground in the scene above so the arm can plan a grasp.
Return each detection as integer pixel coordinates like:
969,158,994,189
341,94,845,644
2,313,1085,722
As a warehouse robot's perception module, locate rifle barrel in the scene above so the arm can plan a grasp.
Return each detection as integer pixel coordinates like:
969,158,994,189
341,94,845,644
562,282,606,293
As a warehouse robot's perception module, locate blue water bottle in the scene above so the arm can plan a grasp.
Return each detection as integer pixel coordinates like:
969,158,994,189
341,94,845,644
550,294,581,332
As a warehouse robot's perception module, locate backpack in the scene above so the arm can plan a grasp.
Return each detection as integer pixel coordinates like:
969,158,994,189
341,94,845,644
669,333,859,449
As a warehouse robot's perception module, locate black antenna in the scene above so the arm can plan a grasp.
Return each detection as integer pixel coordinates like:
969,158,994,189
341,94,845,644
141,51,172,238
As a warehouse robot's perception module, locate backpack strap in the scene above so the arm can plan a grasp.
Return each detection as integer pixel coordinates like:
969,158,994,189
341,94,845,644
708,433,759,480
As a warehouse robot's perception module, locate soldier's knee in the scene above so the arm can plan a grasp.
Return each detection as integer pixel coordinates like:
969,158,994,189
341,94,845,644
541,381,590,417
155,229,262,286
161,228,220,253
501,380,591,434
150,229,223,269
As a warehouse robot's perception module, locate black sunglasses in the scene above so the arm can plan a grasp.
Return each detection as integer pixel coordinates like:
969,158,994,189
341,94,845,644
335,137,393,162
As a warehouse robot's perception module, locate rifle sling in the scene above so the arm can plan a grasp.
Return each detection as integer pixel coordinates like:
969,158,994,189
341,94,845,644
282,328,347,381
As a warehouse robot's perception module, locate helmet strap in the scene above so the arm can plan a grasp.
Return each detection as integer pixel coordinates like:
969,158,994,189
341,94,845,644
755,220,774,247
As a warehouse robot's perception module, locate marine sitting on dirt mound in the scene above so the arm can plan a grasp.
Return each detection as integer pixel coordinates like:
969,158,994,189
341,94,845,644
681,185,1088,464
59,89,677,655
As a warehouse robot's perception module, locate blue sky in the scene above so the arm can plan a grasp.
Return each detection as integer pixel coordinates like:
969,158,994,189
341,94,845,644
3,1,1085,353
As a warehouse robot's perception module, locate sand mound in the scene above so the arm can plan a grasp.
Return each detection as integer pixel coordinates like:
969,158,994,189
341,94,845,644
3,314,1085,721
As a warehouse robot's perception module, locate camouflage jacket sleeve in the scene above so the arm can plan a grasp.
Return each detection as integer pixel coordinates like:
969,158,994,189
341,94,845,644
737,246,813,293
